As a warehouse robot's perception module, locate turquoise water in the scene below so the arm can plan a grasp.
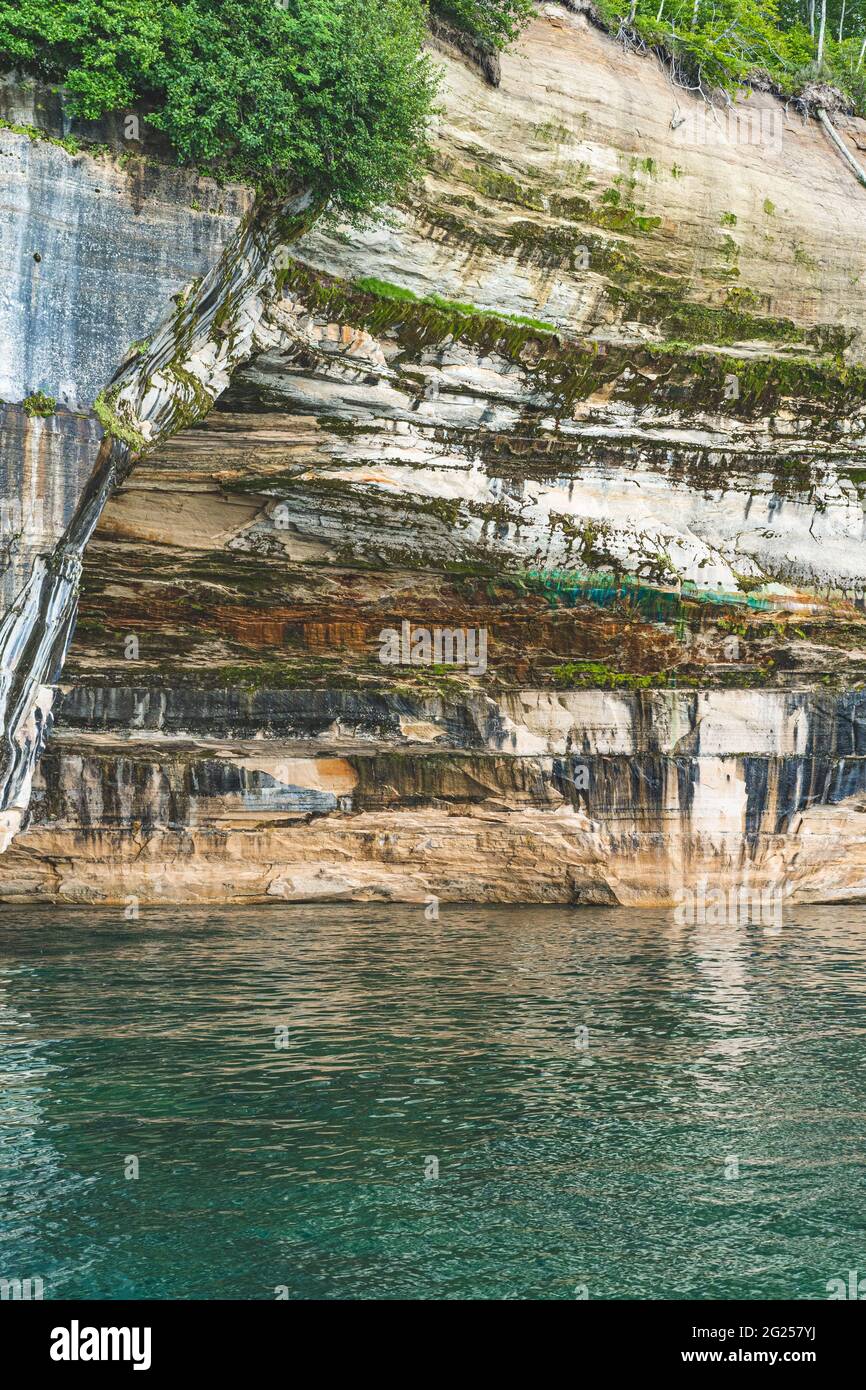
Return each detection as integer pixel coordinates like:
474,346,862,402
1,903,865,1300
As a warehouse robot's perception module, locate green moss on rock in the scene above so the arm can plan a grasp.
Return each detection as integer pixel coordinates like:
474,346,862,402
93,387,147,450
22,390,56,417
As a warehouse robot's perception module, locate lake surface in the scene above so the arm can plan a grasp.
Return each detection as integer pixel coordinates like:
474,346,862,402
1,903,865,1300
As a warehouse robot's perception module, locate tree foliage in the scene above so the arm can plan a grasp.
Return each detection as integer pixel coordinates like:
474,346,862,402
431,0,534,47
0,0,437,218
597,0,866,110
6,0,866,214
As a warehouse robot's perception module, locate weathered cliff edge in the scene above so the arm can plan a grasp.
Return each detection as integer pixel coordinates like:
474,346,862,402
0,74,251,605
5,6,866,905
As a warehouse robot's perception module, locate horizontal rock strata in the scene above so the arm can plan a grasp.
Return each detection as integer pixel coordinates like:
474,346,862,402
6,10,866,904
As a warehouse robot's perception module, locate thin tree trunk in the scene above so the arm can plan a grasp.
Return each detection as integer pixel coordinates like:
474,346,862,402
817,0,827,66
839,0,846,42
656,0,664,19
858,34,866,68
809,0,815,39
0,187,320,851
817,105,866,189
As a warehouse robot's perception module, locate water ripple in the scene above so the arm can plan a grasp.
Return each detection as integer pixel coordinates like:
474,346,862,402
0,903,864,1299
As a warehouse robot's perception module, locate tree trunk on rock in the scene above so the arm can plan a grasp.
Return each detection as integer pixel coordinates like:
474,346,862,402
817,0,827,66
817,105,866,189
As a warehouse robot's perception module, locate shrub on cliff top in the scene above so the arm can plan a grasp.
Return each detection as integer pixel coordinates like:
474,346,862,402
0,0,436,218
593,0,866,114
431,0,534,47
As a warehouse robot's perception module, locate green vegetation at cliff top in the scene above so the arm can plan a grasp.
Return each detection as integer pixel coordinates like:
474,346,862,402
592,0,866,115
0,0,440,218
431,0,533,46
6,1,866,216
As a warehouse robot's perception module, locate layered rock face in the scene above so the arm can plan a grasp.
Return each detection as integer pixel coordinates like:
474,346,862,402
4,7,866,905
9,687,866,905
0,75,250,606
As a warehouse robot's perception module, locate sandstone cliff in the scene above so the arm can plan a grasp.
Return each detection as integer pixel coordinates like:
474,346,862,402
4,6,866,905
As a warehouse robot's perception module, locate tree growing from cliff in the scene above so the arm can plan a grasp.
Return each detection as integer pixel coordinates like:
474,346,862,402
0,0,435,219
431,0,534,46
0,1,539,846
601,0,866,187
0,0,439,841
605,0,866,112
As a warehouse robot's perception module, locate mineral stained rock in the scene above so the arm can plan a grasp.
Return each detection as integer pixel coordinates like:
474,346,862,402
5,9,866,906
